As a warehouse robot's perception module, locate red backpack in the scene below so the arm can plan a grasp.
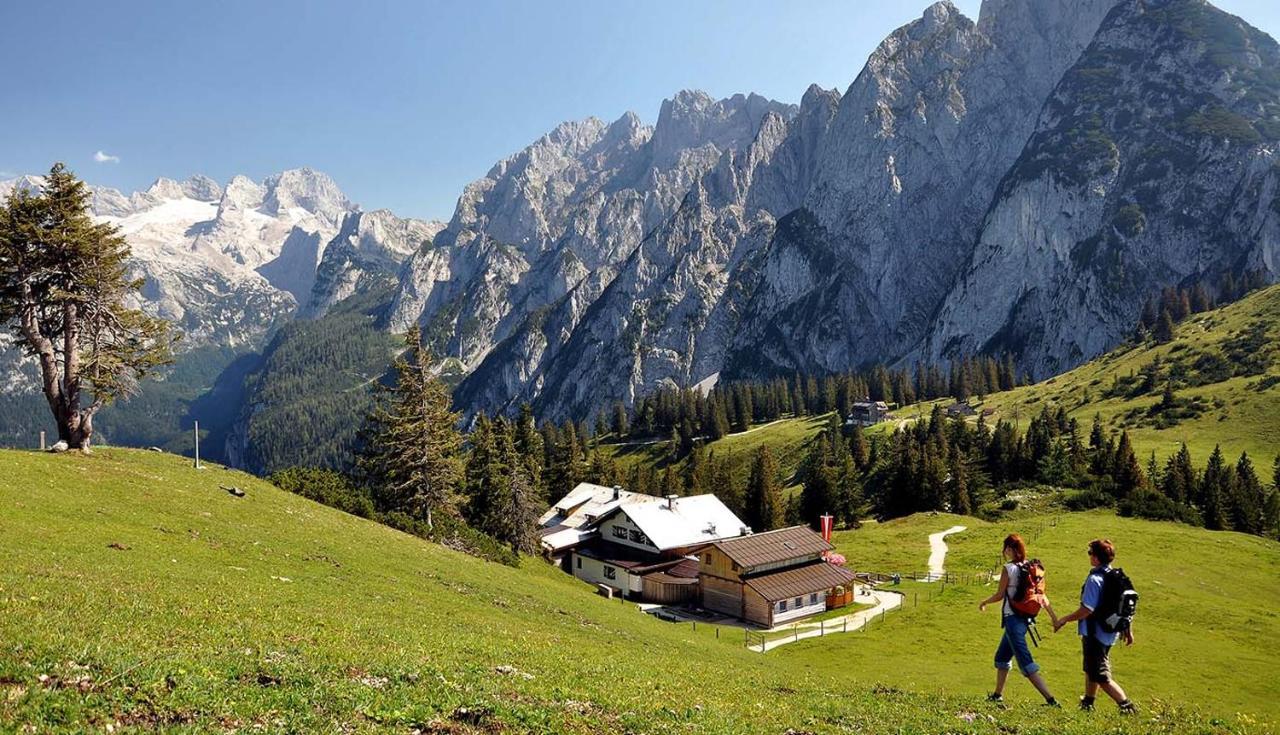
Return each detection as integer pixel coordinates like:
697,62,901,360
1009,559,1047,616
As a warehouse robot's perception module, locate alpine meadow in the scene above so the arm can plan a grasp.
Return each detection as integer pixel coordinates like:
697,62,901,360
2,0,1279,733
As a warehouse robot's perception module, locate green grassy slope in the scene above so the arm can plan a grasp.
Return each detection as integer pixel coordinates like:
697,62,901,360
601,286,1280,489
969,285,1280,465
812,513,1280,719
601,413,831,494
2,450,1269,733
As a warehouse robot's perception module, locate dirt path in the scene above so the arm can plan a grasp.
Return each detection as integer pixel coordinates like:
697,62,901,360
925,525,967,581
754,589,902,652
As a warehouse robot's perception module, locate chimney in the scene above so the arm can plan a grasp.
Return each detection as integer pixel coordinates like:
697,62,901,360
740,525,752,536
665,494,678,510
612,484,622,500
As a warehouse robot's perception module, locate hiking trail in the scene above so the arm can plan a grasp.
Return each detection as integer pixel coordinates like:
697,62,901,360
926,525,966,581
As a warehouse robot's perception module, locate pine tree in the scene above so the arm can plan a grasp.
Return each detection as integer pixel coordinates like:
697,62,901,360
849,427,870,471
492,426,541,554
1200,446,1232,531
712,454,743,518
949,454,972,515
358,327,463,529
513,404,546,502
746,445,784,531
1154,309,1176,343
464,414,500,526
1232,453,1266,535
835,451,869,527
0,163,175,450
1160,443,1196,505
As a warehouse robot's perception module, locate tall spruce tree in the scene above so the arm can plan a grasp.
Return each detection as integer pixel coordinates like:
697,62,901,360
1232,453,1266,535
358,326,462,529
746,445,784,531
491,424,541,554
1112,431,1145,498
0,163,175,449
1200,446,1233,531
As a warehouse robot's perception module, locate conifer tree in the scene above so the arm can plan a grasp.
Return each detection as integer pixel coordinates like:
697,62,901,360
359,326,462,529
491,426,541,554
0,163,175,449
712,454,743,518
949,454,972,515
1111,431,1145,497
513,404,546,502
1200,446,1233,531
746,445,784,531
1160,443,1196,505
1232,453,1266,535
1154,309,1176,343
464,414,500,525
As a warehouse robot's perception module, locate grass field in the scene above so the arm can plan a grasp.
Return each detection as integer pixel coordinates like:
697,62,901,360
1,448,1276,733
814,513,1280,719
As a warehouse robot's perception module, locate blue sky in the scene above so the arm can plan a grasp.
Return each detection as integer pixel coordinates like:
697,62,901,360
3,1,1279,221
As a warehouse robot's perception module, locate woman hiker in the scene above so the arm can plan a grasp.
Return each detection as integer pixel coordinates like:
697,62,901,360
978,533,1060,706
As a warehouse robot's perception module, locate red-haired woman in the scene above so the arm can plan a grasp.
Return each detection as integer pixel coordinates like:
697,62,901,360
978,533,1060,706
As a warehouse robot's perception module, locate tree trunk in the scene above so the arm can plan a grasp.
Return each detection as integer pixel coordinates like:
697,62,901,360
62,302,85,448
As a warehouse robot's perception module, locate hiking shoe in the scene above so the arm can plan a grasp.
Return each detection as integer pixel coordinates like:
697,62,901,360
985,693,1004,703
1043,698,1061,708
1079,697,1095,712
1118,700,1137,715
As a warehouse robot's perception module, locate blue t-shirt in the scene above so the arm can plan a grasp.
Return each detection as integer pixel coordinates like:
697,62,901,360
1079,565,1120,646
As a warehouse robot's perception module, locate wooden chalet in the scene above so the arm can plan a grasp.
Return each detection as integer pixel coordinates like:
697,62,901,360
698,526,856,627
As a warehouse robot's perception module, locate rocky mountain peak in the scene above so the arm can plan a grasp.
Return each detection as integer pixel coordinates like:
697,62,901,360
262,168,352,223
181,174,223,202
651,90,796,169
145,177,186,201
219,175,265,213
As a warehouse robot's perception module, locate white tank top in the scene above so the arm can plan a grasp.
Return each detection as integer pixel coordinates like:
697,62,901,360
1002,562,1021,617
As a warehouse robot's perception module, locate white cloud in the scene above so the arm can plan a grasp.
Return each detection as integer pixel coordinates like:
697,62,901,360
93,150,121,164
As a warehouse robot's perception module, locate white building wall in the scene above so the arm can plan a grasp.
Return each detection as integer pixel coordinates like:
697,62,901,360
597,510,660,554
770,592,826,626
570,552,636,596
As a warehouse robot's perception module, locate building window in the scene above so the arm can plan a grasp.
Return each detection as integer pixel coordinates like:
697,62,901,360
604,566,617,580
612,526,628,539
777,600,787,612
732,563,740,572
795,597,802,608
703,553,711,565
576,556,581,569
629,529,647,544
810,593,819,605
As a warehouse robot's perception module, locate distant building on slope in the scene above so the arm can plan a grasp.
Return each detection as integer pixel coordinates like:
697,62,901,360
846,400,890,427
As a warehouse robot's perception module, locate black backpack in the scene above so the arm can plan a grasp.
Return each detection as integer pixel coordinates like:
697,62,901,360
1089,567,1139,634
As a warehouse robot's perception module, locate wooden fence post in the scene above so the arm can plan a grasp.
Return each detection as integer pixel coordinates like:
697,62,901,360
39,431,46,451
193,420,201,469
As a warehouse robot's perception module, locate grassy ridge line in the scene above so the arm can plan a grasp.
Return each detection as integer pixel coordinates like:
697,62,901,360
0,449,1258,733
814,512,1280,720
601,286,1280,487
978,284,1280,465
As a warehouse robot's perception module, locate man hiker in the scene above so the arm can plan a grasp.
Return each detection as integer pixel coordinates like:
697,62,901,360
1053,538,1137,713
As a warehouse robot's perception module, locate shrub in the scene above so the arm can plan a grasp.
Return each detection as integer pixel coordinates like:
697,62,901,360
1065,487,1115,510
1118,489,1202,525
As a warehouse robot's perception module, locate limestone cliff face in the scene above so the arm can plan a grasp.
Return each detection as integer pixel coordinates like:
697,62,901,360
926,0,1280,376
724,0,1120,377
385,91,797,376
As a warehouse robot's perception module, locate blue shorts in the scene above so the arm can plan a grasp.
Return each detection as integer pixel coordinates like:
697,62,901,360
995,615,1040,676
